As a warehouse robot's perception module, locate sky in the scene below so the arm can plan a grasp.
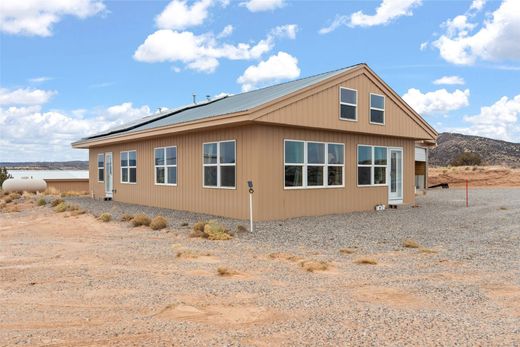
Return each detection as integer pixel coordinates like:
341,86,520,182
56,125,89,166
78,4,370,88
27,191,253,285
0,0,519,162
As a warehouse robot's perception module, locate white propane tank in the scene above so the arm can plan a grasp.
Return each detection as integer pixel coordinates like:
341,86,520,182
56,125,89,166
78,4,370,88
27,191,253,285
2,178,47,193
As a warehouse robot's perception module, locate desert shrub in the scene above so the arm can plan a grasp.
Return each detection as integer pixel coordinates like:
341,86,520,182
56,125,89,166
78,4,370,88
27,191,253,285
419,248,438,254
44,187,60,196
50,198,64,207
37,197,46,206
9,192,21,200
71,209,86,216
217,267,238,276
0,167,13,187
450,152,482,166
403,239,422,249
339,247,357,255
236,225,248,233
150,216,168,230
120,213,134,222
132,213,151,227
99,213,112,222
54,202,68,213
354,257,378,265
299,260,330,272
203,221,232,240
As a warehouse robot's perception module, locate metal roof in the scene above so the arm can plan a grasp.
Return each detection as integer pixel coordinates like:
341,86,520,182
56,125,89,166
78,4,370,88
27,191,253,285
82,64,360,141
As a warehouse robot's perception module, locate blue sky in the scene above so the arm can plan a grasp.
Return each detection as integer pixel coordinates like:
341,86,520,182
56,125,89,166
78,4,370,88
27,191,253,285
1,0,519,161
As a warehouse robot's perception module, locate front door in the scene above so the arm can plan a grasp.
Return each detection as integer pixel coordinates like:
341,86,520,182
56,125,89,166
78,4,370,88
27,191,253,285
105,152,113,198
388,148,403,204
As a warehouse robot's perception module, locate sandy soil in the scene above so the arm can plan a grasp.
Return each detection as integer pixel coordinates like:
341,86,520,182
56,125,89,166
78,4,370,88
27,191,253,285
429,166,520,187
1,193,519,346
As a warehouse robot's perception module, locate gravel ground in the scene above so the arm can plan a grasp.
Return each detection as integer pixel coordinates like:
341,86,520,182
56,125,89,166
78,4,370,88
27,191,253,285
1,188,519,346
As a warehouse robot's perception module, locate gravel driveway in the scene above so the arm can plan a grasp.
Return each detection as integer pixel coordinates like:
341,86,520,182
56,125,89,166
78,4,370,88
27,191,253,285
1,188,519,346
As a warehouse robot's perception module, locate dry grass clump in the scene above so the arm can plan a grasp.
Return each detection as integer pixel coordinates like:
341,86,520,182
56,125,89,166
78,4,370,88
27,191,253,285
498,206,508,210
403,239,422,249
22,191,34,199
150,216,168,230
339,247,357,255
54,202,68,213
0,201,7,209
217,267,239,276
44,187,60,196
132,213,151,227
37,197,46,206
236,225,248,233
419,247,438,254
70,209,86,216
189,221,233,240
176,249,211,259
99,213,112,222
9,192,21,200
354,257,378,265
50,198,64,207
120,213,134,222
3,196,13,204
61,191,88,197
268,252,303,262
299,260,330,272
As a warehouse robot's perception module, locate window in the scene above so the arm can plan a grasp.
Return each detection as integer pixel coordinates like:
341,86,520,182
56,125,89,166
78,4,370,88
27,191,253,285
203,140,235,188
120,150,137,183
357,145,387,186
340,87,357,121
97,153,104,182
370,93,385,124
155,146,177,185
284,140,344,188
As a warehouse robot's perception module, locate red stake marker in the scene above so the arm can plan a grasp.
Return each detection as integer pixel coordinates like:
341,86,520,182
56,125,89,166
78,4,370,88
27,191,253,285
466,179,469,207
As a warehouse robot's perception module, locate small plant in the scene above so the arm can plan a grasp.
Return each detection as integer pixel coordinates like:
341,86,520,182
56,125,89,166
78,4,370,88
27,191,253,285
9,192,21,200
299,260,330,272
204,222,232,240
498,206,508,210
132,213,151,227
37,197,46,206
268,252,303,262
120,213,134,222
354,257,378,265
403,239,422,249
217,267,238,276
150,216,168,230
419,248,438,254
54,202,68,213
180,222,189,227
70,209,86,216
50,198,64,207
44,187,60,196
339,247,357,255
236,225,248,233
99,213,112,222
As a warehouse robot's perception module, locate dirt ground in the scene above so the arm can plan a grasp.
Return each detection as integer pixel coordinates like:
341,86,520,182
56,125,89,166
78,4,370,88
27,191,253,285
1,191,520,346
429,166,520,187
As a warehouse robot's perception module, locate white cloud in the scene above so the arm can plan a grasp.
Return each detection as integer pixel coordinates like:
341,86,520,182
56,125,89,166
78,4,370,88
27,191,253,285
432,0,520,65
452,94,520,141
155,0,228,30
29,76,53,83
319,0,421,33
0,0,105,37
240,0,285,12
402,88,470,116
469,0,486,11
0,87,56,105
237,51,300,92
0,102,151,161
433,76,465,85
217,24,233,38
419,41,428,51
134,24,297,73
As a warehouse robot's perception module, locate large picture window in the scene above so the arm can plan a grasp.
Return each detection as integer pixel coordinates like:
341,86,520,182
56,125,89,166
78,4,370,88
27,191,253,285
370,93,385,124
97,153,104,182
284,140,344,188
120,150,137,184
340,87,357,121
203,140,235,188
155,146,177,185
357,145,387,186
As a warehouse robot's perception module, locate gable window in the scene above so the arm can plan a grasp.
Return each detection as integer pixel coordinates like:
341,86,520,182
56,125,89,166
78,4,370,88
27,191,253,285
284,140,344,188
155,146,177,185
340,87,357,121
120,150,137,184
357,145,387,186
203,140,235,188
370,93,385,124
97,153,104,182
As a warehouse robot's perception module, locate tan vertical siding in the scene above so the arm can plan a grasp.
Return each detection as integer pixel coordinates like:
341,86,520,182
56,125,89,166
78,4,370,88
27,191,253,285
44,179,89,192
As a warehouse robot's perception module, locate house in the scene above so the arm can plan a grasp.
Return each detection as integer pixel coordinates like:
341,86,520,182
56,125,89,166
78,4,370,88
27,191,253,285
72,64,437,220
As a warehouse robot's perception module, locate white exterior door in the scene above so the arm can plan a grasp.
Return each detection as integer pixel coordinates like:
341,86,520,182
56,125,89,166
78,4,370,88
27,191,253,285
105,152,113,198
388,148,403,204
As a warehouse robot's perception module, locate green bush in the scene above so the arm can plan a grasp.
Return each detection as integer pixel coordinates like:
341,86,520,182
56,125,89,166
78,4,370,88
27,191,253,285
450,152,482,166
37,198,46,206
99,213,112,222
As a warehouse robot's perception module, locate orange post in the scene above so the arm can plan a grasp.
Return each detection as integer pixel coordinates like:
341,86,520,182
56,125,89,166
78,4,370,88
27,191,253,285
466,179,469,207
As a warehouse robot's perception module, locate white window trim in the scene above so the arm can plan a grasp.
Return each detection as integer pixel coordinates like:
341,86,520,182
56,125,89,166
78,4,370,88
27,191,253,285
357,144,388,187
154,146,177,186
369,93,385,125
97,153,104,183
284,139,345,190
202,140,236,189
339,87,358,122
120,150,137,185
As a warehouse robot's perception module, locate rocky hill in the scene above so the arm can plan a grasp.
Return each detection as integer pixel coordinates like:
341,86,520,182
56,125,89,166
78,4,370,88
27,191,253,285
0,161,89,170
429,133,520,167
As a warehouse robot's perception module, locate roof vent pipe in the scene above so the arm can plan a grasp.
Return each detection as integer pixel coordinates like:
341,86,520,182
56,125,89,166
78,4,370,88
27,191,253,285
192,93,197,104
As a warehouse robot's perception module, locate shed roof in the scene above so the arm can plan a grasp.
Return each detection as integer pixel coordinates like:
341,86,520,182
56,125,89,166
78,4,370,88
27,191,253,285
82,64,361,141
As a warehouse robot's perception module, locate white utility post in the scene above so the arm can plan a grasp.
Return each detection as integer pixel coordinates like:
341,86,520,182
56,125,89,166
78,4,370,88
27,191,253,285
248,180,254,232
